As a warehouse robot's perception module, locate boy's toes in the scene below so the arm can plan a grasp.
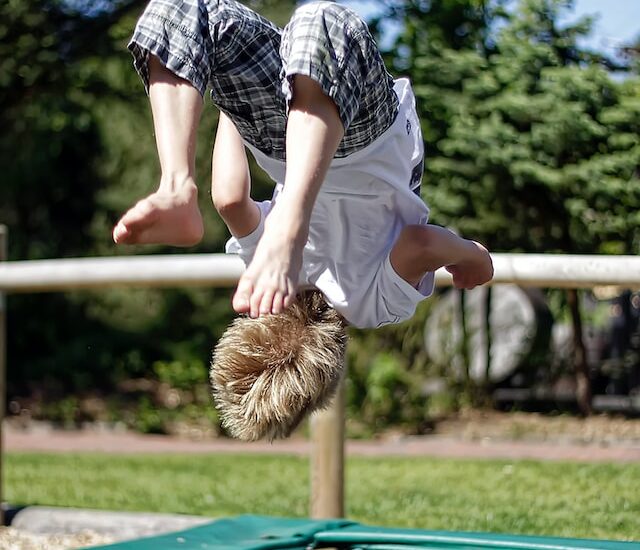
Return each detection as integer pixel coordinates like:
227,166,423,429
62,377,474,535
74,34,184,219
112,201,152,244
259,290,276,316
283,291,296,311
232,279,253,314
232,293,250,314
271,291,286,315
112,222,128,244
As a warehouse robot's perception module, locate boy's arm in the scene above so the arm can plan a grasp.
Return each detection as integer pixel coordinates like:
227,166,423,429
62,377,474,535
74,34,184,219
211,112,261,239
232,75,345,318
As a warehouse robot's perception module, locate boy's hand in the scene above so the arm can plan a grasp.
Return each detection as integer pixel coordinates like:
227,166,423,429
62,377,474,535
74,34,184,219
232,212,305,318
445,241,494,290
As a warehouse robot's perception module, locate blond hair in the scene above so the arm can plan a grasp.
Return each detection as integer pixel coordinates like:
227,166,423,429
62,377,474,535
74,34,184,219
210,290,347,441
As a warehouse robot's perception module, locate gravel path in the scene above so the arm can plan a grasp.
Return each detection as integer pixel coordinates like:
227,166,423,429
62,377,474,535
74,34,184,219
5,417,640,463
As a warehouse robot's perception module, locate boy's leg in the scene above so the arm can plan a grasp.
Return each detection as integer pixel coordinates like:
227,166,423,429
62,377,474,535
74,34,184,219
113,56,204,246
115,0,283,246
210,112,261,239
390,225,494,290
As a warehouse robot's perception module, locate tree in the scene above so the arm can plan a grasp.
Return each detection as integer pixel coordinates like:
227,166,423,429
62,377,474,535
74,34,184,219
367,0,508,161
1,0,298,409
1,0,152,396
399,0,640,412
0,0,147,260
339,0,506,416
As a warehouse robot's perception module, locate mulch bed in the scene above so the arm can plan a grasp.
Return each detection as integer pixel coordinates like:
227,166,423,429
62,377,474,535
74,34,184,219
0,527,114,549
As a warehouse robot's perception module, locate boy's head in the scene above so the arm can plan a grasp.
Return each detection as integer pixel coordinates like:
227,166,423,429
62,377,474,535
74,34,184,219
210,290,347,441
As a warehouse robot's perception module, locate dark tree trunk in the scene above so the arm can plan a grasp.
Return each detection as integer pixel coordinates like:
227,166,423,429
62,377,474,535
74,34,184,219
566,288,592,415
459,289,472,392
484,286,492,388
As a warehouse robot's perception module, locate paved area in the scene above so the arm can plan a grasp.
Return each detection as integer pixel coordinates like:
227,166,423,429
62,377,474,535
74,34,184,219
5,425,640,462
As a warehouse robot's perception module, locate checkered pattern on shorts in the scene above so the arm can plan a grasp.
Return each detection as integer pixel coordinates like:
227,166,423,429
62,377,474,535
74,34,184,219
128,0,398,161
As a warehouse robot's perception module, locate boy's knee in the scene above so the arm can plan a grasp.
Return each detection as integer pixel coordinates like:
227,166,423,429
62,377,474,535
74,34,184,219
390,225,436,287
211,188,245,215
398,225,433,257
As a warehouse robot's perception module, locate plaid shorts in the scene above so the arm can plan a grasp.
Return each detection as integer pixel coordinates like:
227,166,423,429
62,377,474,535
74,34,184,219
128,0,399,160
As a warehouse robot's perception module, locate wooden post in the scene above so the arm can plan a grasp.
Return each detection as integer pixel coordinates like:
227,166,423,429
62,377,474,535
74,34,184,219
310,366,346,519
0,225,7,525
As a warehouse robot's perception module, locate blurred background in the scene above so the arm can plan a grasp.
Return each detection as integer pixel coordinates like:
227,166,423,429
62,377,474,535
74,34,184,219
1,0,639,440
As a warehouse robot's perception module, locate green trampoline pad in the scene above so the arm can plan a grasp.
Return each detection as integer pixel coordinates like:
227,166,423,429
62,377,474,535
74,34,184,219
89,515,640,550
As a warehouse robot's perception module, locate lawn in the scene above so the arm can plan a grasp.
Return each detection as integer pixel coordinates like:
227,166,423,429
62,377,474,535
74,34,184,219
5,453,640,542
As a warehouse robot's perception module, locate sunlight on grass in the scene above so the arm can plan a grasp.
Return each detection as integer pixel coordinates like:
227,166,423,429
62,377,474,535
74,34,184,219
5,453,640,541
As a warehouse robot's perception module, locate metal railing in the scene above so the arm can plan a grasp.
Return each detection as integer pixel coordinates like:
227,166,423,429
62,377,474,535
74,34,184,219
2,252,640,293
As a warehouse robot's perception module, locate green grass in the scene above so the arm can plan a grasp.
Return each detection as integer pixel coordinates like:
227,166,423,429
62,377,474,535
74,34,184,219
5,453,640,542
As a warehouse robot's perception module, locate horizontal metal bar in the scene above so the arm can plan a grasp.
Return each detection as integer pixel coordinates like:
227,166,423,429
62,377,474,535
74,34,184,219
0,254,245,293
0,253,639,293
487,253,640,289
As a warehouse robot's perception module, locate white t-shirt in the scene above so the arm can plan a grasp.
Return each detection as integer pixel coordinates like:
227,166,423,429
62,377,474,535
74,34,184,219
226,78,435,328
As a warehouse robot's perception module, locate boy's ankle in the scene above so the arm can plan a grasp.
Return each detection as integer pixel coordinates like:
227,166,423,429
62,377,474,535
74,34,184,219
159,172,197,195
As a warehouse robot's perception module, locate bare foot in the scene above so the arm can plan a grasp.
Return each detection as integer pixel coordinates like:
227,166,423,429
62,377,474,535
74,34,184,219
446,241,494,290
232,217,305,318
113,180,203,246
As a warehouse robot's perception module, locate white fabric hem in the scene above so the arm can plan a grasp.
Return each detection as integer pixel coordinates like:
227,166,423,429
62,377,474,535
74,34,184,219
224,202,267,254
383,254,435,301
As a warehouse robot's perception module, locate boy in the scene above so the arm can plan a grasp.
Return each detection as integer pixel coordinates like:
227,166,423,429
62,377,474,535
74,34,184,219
114,0,493,439
113,0,493,329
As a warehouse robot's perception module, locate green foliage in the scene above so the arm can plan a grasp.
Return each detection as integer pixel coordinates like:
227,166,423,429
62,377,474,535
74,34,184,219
119,357,218,435
5,0,640,430
408,0,640,255
40,396,83,429
346,301,438,435
348,0,640,415
418,1,639,411
153,359,209,391
370,0,505,53
0,0,146,259
133,396,165,434
3,0,295,401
